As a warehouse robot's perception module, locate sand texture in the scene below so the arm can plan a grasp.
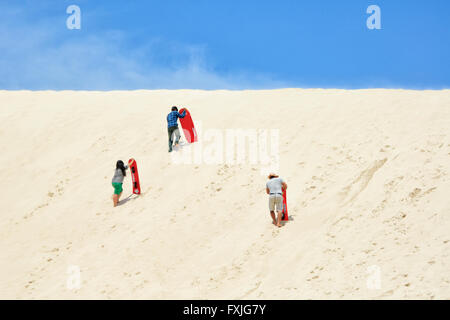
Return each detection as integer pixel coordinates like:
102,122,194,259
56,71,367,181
0,89,449,299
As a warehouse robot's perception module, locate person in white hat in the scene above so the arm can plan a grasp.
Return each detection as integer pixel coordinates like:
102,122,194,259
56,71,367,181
266,173,287,227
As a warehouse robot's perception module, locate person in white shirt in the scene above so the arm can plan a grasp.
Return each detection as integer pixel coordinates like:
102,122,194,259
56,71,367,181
266,173,288,227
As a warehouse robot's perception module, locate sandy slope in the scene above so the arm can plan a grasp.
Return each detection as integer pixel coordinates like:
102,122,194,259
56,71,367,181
0,89,449,299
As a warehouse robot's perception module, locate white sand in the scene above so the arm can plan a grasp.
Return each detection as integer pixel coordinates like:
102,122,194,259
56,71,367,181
0,89,449,299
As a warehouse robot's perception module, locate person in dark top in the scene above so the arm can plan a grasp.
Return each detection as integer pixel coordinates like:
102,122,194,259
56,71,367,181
167,106,186,152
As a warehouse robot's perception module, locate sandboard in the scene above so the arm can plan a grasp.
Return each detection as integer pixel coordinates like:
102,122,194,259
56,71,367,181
178,108,198,143
282,189,288,221
128,158,141,195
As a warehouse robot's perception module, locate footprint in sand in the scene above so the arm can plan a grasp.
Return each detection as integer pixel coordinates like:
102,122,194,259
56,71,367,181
271,229,281,237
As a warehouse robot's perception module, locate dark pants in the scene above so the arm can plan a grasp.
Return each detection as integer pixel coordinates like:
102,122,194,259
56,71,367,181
168,125,181,151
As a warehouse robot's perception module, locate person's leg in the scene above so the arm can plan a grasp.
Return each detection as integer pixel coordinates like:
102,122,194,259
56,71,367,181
276,211,283,227
168,127,174,152
276,196,283,227
112,183,118,207
117,184,123,204
112,183,122,207
174,128,181,145
270,211,277,225
269,196,277,225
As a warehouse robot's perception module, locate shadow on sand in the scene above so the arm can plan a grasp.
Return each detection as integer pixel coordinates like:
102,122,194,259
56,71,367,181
118,194,139,206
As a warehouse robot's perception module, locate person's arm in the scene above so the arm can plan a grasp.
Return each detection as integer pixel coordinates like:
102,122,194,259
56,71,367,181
282,182,287,190
178,110,186,118
266,187,270,195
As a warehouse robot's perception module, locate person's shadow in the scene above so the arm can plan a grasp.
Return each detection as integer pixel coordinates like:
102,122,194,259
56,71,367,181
117,194,139,206
281,215,295,226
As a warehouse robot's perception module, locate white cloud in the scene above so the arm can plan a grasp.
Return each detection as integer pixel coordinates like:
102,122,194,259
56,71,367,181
0,4,286,90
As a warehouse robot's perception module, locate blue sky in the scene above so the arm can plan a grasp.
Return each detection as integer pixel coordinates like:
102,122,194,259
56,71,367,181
0,0,449,90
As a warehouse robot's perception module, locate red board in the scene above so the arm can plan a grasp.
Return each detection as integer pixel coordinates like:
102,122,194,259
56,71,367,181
178,108,198,143
128,158,141,195
282,189,288,221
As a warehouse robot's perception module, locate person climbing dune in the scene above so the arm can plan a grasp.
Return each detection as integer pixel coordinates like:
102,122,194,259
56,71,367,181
167,106,186,152
111,159,133,207
266,173,287,227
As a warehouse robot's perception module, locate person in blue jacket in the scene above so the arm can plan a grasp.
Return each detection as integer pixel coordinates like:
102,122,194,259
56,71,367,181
167,106,186,152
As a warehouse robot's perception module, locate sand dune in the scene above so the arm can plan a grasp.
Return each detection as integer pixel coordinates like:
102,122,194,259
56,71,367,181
0,89,449,299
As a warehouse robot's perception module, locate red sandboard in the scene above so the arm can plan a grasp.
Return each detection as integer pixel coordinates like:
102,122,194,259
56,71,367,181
282,189,288,221
178,108,198,143
128,158,141,195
